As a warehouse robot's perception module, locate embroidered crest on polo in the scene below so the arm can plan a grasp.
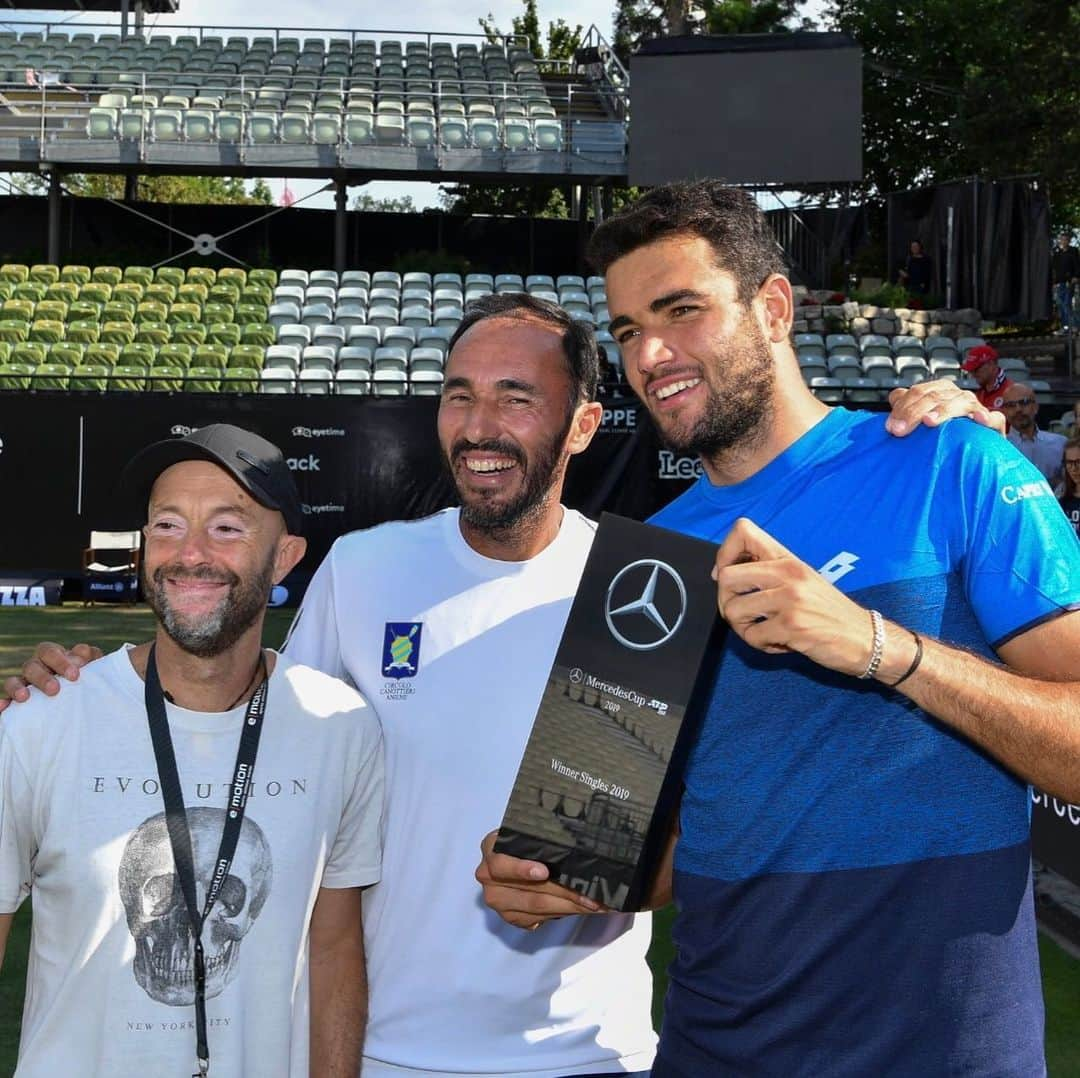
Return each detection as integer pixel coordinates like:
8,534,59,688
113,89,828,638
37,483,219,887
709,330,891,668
382,622,423,679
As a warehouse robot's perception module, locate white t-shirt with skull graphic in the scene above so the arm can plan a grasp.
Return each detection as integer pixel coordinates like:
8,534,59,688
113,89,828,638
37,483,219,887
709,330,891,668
0,647,383,1078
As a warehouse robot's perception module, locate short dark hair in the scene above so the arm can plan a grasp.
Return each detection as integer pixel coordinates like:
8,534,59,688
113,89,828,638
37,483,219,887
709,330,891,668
587,181,786,304
447,292,599,407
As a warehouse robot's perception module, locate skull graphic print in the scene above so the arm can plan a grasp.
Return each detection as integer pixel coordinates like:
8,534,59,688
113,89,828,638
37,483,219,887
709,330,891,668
117,808,274,1006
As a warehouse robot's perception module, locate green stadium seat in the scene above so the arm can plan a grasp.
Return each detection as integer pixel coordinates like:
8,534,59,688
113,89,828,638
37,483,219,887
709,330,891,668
0,362,34,389
11,342,46,366
0,341,10,363
29,264,59,285
86,342,120,367
101,321,136,345
177,283,208,305
235,303,269,325
0,264,29,283
248,268,278,288
49,341,84,366
29,319,65,344
123,266,153,287
221,367,260,392
240,322,275,348
184,366,222,392
119,343,154,368
0,282,13,303
1,299,34,322
67,320,101,344
113,283,144,307
155,266,185,289
106,364,147,391
218,267,247,288
60,265,92,285
69,364,110,391
194,343,228,370
168,301,202,324
148,364,185,391
80,282,112,305
92,266,123,286
240,284,273,306
145,283,177,306
209,283,240,307
31,362,71,390
0,319,28,343
186,266,216,288
135,300,168,323
103,299,135,321
135,321,171,345
35,300,68,322
172,322,207,346
67,301,101,323
228,344,265,369
14,282,46,303
202,302,234,325
45,283,78,305
207,322,241,348
158,342,193,368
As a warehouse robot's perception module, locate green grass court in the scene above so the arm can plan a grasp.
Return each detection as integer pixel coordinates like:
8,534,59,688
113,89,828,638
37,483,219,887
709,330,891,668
1,605,1078,1075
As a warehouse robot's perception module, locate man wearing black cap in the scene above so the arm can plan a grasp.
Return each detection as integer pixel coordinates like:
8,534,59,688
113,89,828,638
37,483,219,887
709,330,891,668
0,424,383,1078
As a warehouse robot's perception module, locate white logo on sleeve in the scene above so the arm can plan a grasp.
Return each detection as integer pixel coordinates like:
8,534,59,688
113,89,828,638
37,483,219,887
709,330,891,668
818,551,860,584
1000,480,1053,505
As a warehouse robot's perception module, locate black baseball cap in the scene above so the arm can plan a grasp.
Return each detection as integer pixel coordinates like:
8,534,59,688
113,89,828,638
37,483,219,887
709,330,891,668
121,423,304,535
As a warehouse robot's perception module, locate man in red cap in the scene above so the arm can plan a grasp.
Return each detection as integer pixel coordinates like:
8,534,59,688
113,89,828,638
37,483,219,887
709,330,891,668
962,343,1014,412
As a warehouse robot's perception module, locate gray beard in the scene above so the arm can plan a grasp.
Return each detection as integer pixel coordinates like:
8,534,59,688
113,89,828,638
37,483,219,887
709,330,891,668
144,553,275,658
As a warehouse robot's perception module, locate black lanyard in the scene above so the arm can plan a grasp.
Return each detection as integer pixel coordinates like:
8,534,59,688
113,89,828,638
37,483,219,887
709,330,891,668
143,644,268,1078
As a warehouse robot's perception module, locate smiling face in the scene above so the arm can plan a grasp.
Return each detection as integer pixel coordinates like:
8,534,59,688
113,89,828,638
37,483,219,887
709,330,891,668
437,316,598,536
605,233,776,459
142,460,303,658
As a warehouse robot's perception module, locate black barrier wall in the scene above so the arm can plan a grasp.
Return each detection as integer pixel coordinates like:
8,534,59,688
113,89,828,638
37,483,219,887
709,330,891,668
0,394,693,578
0,196,585,277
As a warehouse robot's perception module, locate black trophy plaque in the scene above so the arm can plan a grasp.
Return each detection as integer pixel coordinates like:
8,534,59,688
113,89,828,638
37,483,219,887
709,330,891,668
494,512,722,911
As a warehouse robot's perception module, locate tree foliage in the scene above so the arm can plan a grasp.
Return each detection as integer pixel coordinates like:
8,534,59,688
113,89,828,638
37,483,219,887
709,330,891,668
352,192,418,213
438,183,570,218
614,0,812,60
56,174,274,204
826,0,1080,227
479,0,583,61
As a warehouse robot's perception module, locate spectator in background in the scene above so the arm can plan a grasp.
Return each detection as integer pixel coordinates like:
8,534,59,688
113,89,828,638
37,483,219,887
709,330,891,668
962,343,1014,412
898,239,932,296
1002,381,1067,488
1060,436,1080,538
1052,233,1079,335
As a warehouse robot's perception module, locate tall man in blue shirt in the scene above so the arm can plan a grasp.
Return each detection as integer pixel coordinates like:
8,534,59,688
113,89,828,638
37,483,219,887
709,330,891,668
481,181,1080,1077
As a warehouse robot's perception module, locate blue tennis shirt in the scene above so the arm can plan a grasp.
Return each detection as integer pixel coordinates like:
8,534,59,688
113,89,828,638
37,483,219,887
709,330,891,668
648,408,1079,1077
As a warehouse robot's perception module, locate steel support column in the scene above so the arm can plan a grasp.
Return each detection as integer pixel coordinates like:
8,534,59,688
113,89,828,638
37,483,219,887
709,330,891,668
334,177,348,274
47,171,62,265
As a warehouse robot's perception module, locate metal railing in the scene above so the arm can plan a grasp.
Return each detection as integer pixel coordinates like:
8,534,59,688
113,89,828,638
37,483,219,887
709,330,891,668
0,69,628,165
762,191,828,288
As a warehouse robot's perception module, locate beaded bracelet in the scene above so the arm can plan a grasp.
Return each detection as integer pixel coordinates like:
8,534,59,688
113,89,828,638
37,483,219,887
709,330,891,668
858,609,884,679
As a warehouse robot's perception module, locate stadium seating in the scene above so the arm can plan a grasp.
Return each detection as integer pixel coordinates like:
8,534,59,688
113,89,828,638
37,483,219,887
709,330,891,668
5,261,1029,403
1,30,576,153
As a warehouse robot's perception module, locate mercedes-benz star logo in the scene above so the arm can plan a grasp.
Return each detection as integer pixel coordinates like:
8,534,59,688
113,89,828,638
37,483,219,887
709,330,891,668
568,667,584,683
604,559,687,651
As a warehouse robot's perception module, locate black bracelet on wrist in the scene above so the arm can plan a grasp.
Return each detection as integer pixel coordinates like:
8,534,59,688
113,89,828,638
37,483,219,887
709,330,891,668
891,632,923,688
